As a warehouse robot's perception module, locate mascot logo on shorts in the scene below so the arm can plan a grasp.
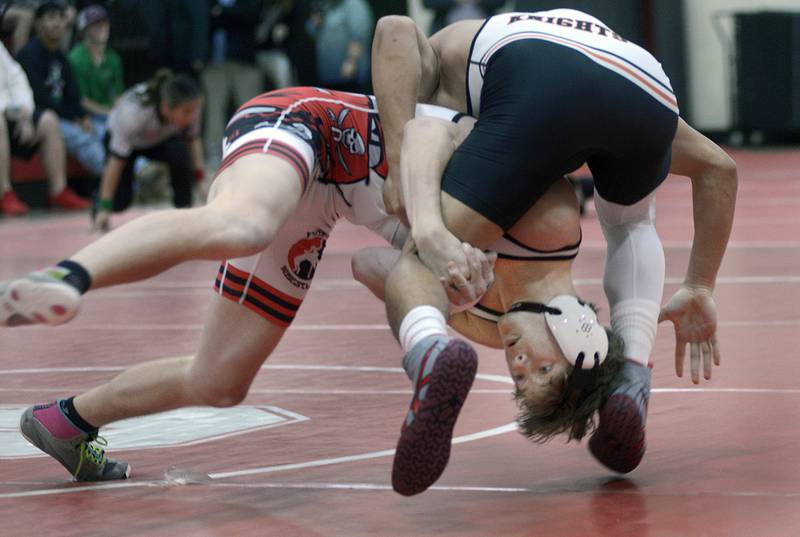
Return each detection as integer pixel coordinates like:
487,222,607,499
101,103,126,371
282,231,327,289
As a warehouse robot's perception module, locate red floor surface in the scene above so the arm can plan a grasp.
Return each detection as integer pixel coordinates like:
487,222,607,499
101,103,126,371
1,149,799,537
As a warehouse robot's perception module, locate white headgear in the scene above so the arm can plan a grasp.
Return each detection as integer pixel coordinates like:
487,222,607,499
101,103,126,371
507,295,608,370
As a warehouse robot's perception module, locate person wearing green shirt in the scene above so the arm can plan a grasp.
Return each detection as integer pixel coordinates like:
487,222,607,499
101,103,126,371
67,4,123,136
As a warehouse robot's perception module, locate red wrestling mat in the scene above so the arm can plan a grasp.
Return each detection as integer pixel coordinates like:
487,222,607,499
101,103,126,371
1,148,799,537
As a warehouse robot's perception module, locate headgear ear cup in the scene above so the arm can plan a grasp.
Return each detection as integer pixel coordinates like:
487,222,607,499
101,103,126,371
543,295,608,369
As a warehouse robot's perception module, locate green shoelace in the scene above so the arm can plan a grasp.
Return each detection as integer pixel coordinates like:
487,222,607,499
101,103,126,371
74,436,108,477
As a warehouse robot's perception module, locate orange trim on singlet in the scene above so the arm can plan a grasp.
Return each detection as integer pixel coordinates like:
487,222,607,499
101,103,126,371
222,263,302,307
216,285,292,328
219,275,298,319
214,264,302,328
483,32,678,111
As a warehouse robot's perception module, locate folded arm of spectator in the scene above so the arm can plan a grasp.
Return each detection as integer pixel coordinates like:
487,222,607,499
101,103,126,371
0,43,35,115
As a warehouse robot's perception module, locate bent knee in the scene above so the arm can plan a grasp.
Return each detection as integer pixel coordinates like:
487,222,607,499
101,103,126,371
205,208,277,258
201,387,249,408
715,152,738,179
227,215,276,256
188,366,251,407
38,110,60,132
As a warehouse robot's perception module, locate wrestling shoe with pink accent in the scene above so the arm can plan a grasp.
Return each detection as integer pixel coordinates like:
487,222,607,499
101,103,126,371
392,337,478,496
0,267,81,326
588,361,652,473
20,404,130,481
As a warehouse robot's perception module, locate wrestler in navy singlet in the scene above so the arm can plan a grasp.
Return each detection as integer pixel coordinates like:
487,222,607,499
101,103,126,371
442,9,679,230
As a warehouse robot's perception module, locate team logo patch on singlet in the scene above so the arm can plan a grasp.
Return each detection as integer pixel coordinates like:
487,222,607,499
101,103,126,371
222,88,390,188
318,100,388,185
328,107,366,172
281,230,328,289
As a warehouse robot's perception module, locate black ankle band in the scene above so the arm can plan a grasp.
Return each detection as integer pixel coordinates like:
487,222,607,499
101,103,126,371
56,260,92,294
59,397,98,434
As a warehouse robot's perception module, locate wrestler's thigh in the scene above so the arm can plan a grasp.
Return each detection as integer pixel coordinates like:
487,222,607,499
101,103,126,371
189,292,288,392
440,191,503,250
208,152,304,231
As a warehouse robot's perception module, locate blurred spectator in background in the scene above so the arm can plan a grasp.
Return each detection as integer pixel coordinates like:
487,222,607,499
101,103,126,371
0,0,76,53
149,0,210,80
308,0,373,93
254,0,296,91
68,4,123,137
1,41,88,215
93,70,204,231
105,0,156,86
370,0,406,20
281,0,316,86
16,0,105,179
72,0,110,10
424,0,505,35
1,0,36,53
202,0,263,164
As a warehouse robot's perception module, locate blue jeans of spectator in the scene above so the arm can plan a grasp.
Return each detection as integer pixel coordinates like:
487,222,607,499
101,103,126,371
90,114,109,140
59,119,106,177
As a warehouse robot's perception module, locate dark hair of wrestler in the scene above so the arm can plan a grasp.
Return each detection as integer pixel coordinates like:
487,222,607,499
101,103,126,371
513,326,627,443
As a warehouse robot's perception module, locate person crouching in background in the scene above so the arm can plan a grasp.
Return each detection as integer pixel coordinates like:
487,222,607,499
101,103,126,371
92,69,203,231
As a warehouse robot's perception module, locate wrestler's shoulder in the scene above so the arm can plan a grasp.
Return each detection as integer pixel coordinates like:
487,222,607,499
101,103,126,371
430,19,484,53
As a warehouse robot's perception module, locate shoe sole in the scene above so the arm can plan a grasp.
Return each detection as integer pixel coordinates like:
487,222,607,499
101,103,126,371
2,278,80,326
392,340,478,496
588,394,646,474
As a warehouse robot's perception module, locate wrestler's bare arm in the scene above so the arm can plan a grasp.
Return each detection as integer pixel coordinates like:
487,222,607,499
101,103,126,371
668,118,738,291
658,118,738,382
401,116,473,236
372,17,480,171
372,16,440,173
399,115,498,303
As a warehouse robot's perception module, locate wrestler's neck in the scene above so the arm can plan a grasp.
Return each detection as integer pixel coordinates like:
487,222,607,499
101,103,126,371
495,259,577,311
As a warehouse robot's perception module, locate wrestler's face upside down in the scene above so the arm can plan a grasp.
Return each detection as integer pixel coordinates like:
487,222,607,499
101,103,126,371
497,307,626,444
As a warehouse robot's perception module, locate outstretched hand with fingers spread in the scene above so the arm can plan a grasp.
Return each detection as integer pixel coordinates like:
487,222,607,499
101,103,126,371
659,286,721,384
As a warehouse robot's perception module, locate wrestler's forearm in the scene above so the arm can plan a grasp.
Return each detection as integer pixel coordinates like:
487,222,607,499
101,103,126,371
669,118,738,290
372,16,438,169
400,117,458,238
98,156,127,203
685,168,737,290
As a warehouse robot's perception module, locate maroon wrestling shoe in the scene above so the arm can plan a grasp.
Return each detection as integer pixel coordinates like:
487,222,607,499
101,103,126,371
588,361,652,473
392,337,478,496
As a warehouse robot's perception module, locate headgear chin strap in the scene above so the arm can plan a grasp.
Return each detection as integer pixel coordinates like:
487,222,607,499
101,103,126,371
507,295,608,370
